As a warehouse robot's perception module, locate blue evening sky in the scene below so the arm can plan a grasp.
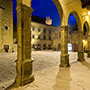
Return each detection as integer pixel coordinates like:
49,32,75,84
13,0,76,27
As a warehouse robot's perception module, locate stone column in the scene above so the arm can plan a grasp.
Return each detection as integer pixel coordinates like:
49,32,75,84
60,26,70,67
0,8,2,51
87,34,90,57
15,4,34,87
78,31,85,61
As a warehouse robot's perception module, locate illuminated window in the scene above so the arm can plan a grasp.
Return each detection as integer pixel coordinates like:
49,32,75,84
38,28,41,32
32,26,35,31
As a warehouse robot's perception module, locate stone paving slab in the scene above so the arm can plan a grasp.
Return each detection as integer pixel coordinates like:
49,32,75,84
0,51,90,90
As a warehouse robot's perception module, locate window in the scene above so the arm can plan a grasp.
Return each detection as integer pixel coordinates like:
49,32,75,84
38,44,41,50
4,45,9,52
44,36,46,40
32,44,35,48
49,30,51,33
32,26,35,31
5,26,8,30
38,28,41,32
32,35,35,39
43,44,46,49
44,28,46,33
49,37,51,40
38,35,40,39
48,44,51,49
38,44,41,46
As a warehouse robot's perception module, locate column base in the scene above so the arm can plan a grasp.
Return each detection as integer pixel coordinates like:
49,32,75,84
5,75,34,90
87,51,90,58
77,51,85,62
15,59,34,87
60,54,70,68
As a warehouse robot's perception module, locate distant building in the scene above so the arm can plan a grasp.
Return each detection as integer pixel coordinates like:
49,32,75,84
31,21,58,50
13,15,58,51
53,24,79,52
0,0,13,52
69,24,78,34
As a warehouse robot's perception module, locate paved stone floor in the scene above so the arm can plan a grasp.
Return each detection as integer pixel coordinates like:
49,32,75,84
0,51,90,90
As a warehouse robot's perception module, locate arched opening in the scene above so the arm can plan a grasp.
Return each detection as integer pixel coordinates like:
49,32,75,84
68,13,78,52
68,11,84,62
30,0,62,78
0,0,64,89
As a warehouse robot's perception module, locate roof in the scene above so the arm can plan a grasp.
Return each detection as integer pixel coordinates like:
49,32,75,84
80,0,90,9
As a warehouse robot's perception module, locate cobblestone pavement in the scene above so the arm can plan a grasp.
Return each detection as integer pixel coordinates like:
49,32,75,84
0,51,90,90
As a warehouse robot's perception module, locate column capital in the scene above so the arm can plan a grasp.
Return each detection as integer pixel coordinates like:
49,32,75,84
60,26,69,31
22,5,33,15
16,5,33,15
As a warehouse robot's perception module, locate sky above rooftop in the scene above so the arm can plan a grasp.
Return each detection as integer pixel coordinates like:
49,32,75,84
13,0,77,27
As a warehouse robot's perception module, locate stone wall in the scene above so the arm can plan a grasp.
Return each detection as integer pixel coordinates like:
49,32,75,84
0,0,13,52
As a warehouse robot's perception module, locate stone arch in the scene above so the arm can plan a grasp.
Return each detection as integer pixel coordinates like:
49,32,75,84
67,11,82,31
83,21,89,35
83,21,89,52
14,0,64,88
67,11,85,62
31,0,64,26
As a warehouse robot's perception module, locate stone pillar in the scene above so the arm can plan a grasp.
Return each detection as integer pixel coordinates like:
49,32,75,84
0,8,2,51
87,34,90,57
78,31,85,61
60,26,70,67
15,4,34,87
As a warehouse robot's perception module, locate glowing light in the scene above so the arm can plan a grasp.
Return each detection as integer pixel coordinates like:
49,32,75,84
88,11,90,15
83,40,86,43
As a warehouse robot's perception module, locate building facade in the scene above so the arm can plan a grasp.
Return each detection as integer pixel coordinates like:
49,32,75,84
53,25,79,52
0,0,13,52
31,21,58,50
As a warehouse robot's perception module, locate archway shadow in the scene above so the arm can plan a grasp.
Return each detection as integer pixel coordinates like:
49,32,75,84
81,61,90,70
53,67,72,90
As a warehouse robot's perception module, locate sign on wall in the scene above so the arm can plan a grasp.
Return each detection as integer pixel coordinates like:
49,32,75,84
45,17,52,25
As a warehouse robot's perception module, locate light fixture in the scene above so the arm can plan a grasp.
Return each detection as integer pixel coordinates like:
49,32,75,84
82,40,85,43
88,11,90,15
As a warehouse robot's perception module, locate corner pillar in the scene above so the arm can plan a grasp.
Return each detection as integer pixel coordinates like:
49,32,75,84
87,35,90,57
0,8,2,51
15,4,34,87
78,31,85,61
60,26,70,67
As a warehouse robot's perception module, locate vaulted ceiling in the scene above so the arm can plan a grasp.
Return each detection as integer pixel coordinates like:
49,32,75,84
80,0,90,9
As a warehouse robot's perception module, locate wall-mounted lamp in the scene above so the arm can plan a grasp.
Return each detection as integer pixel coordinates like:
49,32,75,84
82,40,86,43
82,11,90,17
88,11,90,15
